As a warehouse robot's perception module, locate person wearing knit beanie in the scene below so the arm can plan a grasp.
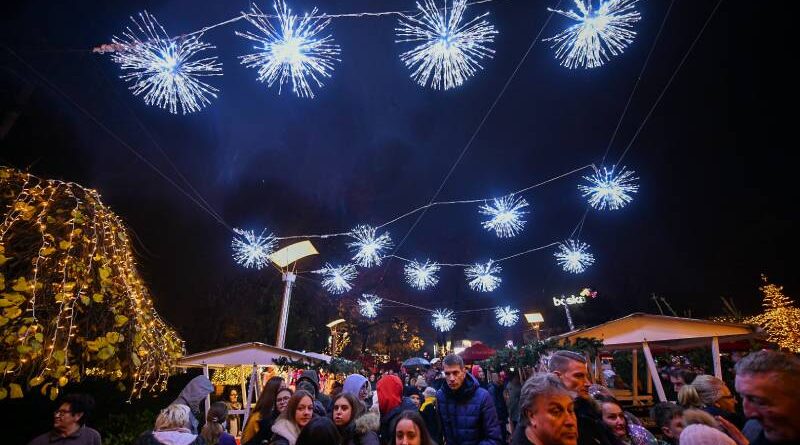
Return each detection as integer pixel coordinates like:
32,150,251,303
680,424,735,445
415,376,427,390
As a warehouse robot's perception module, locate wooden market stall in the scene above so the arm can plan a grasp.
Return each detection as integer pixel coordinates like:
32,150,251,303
553,313,762,404
175,342,328,430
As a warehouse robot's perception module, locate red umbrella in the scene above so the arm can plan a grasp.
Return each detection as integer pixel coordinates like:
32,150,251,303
458,342,496,363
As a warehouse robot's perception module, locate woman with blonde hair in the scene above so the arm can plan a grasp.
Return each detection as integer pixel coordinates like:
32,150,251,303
677,375,742,427
136,404,206,445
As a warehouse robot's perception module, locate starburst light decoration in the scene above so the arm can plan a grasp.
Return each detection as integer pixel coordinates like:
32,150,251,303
554,239,595,274
465,260,501,292
495,306,520,327
110,11,222,114
358,294,383,319
347,225,392,268
432,308,456,332
404,259,441,290
579,166,639,210
314,263,357,295
231,228,277,269
237,1,341,98
396,0,498,90
544,0,641,69
479,195,529,238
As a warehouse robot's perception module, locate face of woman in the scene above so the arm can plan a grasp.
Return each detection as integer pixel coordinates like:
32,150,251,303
294,396,314,428
716,385,737,413
395,419,421,445
359,382,370,400
229,391,238,402
276,390,292,413
332,399,352,426
601,403,627,439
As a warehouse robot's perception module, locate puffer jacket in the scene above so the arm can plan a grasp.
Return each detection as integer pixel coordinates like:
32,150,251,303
269,417,301,445
436,372,502,445
339,412,380,445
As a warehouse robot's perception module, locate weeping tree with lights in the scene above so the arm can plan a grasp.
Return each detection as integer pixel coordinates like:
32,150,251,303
745,275,800,353
0,167,184,400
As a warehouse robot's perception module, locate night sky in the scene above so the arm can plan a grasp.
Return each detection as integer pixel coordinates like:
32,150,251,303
1,0,794,352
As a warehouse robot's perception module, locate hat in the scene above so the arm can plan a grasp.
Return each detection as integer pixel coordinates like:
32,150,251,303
403,386,422,398
423,387,436,398
679,424,735,445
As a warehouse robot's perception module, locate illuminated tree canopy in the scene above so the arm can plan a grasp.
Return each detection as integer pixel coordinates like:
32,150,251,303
0,167,184,400
746,275,800,353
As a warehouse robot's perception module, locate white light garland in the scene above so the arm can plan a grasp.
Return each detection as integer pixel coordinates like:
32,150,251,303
396,0,498,90
432,308,456,332
579,165,639,210
236,1,341,98
404,259,441,290
347,225,392,268
495,306,520,327
479,195,529,238
110,11,222,114
314,263,357,295
554,239,595,273
358,294,383,318
231,228,276,269
465,260,501,292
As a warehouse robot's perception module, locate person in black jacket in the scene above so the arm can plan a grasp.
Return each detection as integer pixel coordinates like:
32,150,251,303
548,351,615,445
419,387,443,445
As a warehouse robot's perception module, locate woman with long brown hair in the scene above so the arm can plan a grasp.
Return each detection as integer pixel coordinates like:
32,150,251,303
269,390,315,445
242,376,287,445
331,392,380,445
201,402,236,445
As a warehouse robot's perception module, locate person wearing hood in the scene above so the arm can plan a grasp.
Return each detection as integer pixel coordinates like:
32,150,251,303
296,380,328,417
171,375,214,434
269,390,315,445
343,374,373,409
404,386,423,409
296,370,332,414
437,354,502,445
377,374,420,445
136,404,206,445
332,392,381,445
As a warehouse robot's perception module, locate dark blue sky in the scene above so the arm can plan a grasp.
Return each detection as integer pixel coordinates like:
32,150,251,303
1,0,793,350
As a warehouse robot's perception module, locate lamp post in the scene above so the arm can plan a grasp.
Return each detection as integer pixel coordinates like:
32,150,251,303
326,319,347,358
269,241,318,349
524,312,544,341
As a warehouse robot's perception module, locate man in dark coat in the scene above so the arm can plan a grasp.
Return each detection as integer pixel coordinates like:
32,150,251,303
436,354,502,445
296,369,331,416
548,351,614,445
488,371,509,442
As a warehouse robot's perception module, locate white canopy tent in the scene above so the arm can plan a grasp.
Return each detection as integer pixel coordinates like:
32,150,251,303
175,342,329,428
553,313,762,404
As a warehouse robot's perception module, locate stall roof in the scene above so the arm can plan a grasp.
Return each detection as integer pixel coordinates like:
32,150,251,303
175,342,329,368
553,313,762,350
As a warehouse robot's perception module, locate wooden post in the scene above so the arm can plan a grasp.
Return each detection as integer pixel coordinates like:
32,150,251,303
203,363,211,415
632,349,639,405
642,341,667,402
712,336,722,379
647,366,653,395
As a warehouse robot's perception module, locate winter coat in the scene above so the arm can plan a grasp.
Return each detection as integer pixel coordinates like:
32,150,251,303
420,396,443,445
436,372,502,445
339,412,381,445
377,375,403,417
135,430,207,445
242,410,279,445
574,396,615,445
171,376,214,433
296,370,332,412
343,374,369,398
269,417,301,445
488,382,508,421
379,397,419,445
506,380,521,423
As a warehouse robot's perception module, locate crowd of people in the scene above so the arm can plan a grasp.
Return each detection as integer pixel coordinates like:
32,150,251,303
26,349,800,445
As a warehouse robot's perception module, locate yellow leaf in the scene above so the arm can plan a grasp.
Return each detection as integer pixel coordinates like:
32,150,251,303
80,295,90,305
114,315,129,327
41,383,50,396
12,278,30,293
0,273,4,289
53,350,66,364
49,386,59,400
0,255,7,266
58,376,68,387
105,332,122,344
0,387,7,400
97,345,115,360
9,383,22,399
0,299,11,308
131,353,141,367
41,247,56,256
29,376,44,387
34,332,43,342
99,267,111,281
3,307,22,319
63,282,76,292
59,240,71,250
92,293,103,303
1,292,24,304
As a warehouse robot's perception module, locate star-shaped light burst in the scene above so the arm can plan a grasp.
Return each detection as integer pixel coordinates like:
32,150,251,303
465,260,502,292
479,195,529,238
110,11,223,114
347,225,392,268
544,0,641,69
495,306,520,327
396,0,498,90
404,259,441,290
358,294,383,319
314,263,357,295
554,239,595,274
231,228,277,269
237,1,341,98
432,308,456,332
578,166,639,210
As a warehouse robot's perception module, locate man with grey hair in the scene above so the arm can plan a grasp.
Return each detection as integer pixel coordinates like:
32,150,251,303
436,354,502,445
548,351,614,445
510,373,577,445
734,349,800,445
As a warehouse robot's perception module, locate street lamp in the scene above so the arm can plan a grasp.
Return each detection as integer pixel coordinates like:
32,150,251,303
524,312,544,341
326,319,348,358
269,240,318,348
